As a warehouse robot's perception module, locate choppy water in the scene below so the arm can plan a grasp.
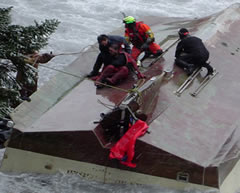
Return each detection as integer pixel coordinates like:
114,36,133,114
0,171,221,193
0,0,240,192
1,0,240,86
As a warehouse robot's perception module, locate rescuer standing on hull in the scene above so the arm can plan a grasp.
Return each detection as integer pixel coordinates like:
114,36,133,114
175,28,214,75
87,34,131,78
95,44,145,89
123,16,163,63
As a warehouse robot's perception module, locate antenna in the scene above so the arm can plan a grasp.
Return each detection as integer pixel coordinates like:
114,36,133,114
120,11,126,18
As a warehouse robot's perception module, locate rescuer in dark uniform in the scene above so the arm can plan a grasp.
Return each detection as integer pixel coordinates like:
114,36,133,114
175,28,214,75
87,34,131,78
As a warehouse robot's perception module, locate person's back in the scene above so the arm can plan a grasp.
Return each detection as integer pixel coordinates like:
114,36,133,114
175,28,213,75
98,35,131,54
176,36,209,58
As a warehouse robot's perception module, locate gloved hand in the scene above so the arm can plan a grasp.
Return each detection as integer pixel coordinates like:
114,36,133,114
146,37,154,44
141,37,154,51
140,43,149,51
137,72,146,79
87,71,98,78
37,52,55,63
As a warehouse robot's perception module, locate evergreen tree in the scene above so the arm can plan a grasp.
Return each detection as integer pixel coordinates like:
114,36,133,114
0,7,60,60
0,7,60,118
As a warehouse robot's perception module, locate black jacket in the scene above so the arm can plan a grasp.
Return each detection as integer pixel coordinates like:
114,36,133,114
175,36,209,58
99,35,131,54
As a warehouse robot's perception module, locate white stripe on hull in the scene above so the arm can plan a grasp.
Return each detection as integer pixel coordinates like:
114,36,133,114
0,147,220,192
220,159,240,193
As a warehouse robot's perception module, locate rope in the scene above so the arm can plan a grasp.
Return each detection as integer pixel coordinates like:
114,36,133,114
54,50,97,56
54,44,98,56
136,78,146,88
39,64,84,79
93,78,145,98
39,62,144,98
94,80,131,93
20,42,150,98
97,99,115,110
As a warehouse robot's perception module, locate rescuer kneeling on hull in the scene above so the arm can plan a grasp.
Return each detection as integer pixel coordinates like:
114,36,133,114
87,34,131,78
123,16,163,63
95,44,145,89
175,28,214,76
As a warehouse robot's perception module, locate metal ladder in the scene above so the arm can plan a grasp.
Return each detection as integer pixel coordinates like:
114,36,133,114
174,67,202,97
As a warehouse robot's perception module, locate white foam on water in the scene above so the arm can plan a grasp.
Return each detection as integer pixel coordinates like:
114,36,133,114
0,170,220,193
1,0,239,85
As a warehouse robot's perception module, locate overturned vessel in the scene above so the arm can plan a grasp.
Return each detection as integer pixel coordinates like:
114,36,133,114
1,4,240,193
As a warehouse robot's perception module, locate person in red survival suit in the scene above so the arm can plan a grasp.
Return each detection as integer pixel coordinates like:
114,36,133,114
123,16,163,62
87,34,131,78
95,44,145,89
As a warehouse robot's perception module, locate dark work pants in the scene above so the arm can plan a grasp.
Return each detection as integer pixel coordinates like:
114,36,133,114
176,53,209,68
92,52,113,74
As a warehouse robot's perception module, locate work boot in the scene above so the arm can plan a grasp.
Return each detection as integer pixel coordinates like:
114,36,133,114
87,71,98,78
153,49,163,57
20,96,31,102
95,82,104,89
105,77,114,85
184,63,196,76
140,52,151,62
95,78,105,89
203,62,214,76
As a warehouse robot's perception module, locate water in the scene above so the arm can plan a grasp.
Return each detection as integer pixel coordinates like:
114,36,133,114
1,0,240,86
0,0,240,192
